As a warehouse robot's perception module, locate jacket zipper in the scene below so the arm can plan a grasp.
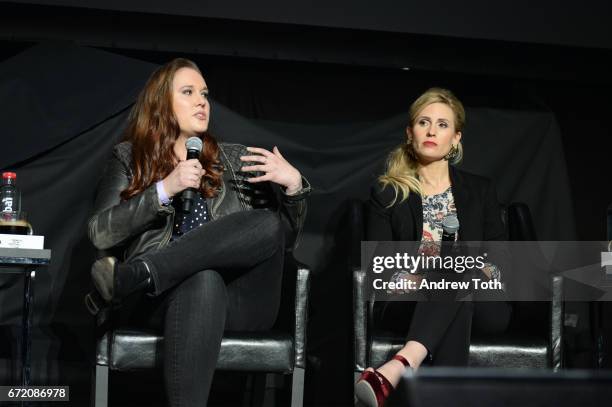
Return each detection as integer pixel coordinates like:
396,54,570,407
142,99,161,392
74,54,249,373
221,146,248,211
211,146,248,219
158,211,174,249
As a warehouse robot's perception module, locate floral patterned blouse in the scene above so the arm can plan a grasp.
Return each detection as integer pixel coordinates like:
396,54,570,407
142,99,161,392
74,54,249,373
420,186,456,257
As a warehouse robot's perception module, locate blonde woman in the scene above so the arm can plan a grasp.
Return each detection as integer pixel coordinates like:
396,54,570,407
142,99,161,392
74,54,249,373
355,88,508,406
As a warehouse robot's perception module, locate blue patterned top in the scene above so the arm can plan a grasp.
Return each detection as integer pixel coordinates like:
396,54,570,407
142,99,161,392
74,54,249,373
172,193,210,238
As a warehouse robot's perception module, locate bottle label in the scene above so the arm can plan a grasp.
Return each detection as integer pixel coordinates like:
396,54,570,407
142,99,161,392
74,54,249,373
2,197,13,212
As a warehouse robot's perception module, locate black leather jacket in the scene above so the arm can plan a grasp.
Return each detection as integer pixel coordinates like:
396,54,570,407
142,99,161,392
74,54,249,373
88,141,310,261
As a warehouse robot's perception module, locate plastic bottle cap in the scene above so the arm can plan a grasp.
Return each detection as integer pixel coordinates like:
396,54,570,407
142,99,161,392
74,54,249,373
2,172,16,179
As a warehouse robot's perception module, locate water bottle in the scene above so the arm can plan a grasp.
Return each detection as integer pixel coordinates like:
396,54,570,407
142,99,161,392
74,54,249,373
1,172,21,213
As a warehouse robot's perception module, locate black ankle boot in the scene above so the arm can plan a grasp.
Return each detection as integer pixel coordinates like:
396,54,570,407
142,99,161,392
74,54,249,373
114,260,153,299
91,257,153,304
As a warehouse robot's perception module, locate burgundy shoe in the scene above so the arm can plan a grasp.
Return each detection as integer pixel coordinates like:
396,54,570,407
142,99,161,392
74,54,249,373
354,355,410,407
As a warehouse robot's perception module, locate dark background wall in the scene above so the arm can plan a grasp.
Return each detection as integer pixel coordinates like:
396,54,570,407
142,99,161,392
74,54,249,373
1,1,612,406
6,2,608,234
5,0,612,49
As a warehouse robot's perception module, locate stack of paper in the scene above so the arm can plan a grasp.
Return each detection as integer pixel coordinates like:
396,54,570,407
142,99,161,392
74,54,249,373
0,234,45,249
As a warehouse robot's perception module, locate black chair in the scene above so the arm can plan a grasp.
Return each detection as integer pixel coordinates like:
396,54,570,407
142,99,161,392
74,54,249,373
91,257,310,407
352,200,564,380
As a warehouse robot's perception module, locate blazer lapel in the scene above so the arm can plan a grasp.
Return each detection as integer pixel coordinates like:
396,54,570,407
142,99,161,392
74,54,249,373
449,166,471,241
407,192,423,240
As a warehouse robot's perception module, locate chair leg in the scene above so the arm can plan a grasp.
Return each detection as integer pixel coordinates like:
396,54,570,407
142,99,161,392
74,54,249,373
261,373,279,407
92,364,109,407
248,373,264,406
290,367,305,407
243,374,255,406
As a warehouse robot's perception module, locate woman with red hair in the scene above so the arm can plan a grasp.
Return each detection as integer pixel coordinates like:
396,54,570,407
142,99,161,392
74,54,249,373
86,58,310,406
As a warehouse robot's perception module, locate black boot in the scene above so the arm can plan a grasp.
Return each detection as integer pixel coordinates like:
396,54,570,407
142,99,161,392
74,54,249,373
91,257,153,304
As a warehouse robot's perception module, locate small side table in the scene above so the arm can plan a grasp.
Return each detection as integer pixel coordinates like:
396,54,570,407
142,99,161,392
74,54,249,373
0,247,51,386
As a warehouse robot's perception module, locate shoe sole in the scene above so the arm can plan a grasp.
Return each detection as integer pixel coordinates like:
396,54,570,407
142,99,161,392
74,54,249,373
91,257,116,303
354,379,378,407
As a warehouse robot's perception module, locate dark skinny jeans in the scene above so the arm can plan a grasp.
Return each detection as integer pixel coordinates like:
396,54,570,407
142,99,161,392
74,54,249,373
121,209,285,407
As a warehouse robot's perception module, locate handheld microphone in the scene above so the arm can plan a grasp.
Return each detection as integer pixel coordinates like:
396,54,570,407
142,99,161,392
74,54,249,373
441,214,460,259
181,137,203,213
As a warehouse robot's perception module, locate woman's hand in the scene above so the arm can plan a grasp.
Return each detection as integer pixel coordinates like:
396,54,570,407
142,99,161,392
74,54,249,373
389,271,423,295
162,159,206,197
240,146,303,195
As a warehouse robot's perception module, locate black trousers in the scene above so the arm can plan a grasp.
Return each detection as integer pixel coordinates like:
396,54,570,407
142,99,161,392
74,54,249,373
377,297,511,366
120,209,285,407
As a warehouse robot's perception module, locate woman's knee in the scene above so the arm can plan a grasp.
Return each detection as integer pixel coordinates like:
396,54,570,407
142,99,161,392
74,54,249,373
472,301,512,334
251,209,283,238
176,269,227,306
247,210,285,257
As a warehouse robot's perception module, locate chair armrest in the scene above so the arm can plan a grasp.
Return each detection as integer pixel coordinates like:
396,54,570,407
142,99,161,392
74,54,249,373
293,260,311,370
353,267,367,372
550,274,564,370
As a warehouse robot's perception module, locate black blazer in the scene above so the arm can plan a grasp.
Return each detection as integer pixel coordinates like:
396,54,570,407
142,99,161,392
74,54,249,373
366,166,505,242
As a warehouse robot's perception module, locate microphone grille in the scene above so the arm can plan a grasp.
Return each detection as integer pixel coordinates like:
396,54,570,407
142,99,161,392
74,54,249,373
186,137,203,152
441,214,460,234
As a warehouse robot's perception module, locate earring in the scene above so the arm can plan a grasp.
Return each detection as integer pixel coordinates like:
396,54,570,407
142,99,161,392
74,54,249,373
444,144,459,161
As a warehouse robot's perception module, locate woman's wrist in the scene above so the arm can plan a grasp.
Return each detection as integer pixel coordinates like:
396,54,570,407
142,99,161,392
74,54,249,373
282,170,303,195
157,180,173,205
284,178,303,195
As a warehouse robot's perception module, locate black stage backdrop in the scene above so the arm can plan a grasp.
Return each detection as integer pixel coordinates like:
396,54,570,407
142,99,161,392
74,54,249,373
6,0,612,49
0,44,575,403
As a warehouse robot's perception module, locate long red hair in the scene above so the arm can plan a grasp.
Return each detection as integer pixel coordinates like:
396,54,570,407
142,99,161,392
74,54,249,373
121,58,222,200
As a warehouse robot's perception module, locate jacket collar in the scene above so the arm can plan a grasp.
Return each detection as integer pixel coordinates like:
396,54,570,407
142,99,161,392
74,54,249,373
408,186,423,239
449,165,469,231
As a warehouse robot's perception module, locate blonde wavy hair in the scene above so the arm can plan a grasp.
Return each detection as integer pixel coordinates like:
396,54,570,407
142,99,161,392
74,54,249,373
379,87,465,205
